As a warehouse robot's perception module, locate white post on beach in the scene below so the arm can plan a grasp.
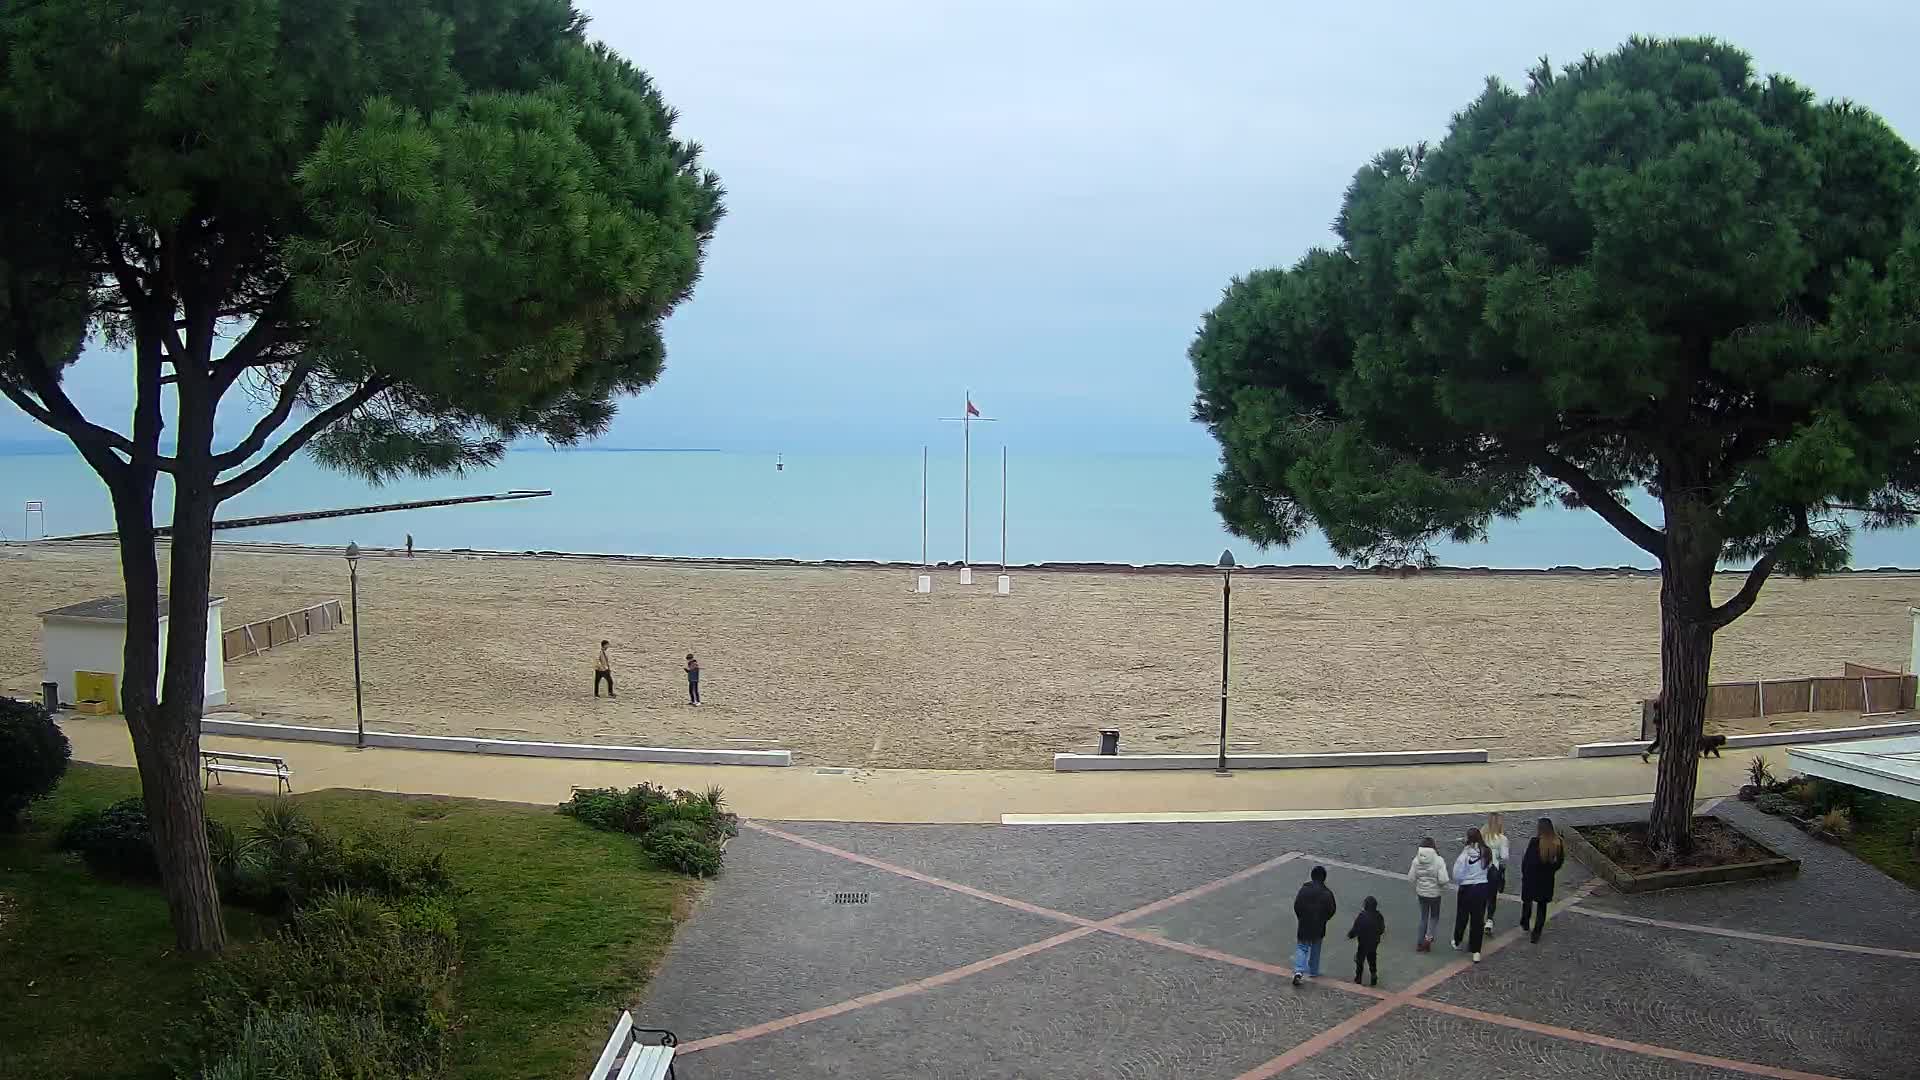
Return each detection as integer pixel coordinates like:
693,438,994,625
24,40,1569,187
940,393,994,585
997,445,1011,595
1910,606,1918,678
916,446,932,594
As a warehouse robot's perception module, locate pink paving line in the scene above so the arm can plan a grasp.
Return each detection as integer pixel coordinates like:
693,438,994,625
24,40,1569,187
1225,882,1604,1077
1572,906,1920,960
1306,853,1523,903
676,926,1098,1054
1108,851,1304,926
743,821,1099,928
683,830,1309,1056
1106,926,1395,1001
1408,999,1848,1080
1230,999,1401,1080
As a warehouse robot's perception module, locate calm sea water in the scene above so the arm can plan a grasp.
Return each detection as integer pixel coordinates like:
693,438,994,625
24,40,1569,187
0,447,1913,569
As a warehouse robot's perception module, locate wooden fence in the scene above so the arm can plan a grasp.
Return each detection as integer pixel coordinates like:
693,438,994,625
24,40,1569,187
1641,664,1916,733
222,600,345,661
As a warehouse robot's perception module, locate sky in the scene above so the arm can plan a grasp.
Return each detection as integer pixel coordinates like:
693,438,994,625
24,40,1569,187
8,0,1920,455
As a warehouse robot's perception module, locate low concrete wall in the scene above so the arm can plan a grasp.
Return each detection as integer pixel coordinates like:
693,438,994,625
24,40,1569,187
1563,815,1799,893
1052,749,1489,772
199,717,792,766
1572,717,1920,758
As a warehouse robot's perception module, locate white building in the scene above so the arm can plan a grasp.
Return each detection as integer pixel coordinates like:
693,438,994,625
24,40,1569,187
40,594,228,710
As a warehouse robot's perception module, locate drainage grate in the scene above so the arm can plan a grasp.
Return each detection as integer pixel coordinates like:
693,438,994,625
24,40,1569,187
832,892,871,905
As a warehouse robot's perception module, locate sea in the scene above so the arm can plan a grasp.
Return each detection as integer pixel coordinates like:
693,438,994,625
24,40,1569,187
0,446,1914,570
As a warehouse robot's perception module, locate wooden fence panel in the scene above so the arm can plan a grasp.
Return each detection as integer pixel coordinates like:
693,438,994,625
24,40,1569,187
1760,679,1813,717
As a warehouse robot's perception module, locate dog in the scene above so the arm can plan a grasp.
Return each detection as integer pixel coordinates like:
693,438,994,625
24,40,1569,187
1641,733,1726,762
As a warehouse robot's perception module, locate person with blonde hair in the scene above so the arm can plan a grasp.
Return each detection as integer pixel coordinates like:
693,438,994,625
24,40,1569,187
1482,811,1511,931
1519,817,1567,944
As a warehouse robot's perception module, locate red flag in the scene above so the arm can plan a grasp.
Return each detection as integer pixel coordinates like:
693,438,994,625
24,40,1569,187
966,399,980,417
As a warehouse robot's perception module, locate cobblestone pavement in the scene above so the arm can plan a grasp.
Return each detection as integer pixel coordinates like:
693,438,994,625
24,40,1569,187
641,803,1919,1079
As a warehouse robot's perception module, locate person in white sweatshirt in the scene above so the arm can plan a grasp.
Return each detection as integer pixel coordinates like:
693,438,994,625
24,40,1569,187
1406,837,1451,952
1483,812,1512,932
1451,827,1494,961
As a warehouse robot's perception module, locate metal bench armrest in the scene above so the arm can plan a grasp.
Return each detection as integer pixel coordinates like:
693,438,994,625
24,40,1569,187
630,1027,678,1047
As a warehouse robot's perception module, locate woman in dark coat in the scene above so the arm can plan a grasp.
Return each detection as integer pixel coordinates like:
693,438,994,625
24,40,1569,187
1518,817,1565,944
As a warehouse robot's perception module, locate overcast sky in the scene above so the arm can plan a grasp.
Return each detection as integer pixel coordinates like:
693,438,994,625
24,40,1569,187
9,0,1920,455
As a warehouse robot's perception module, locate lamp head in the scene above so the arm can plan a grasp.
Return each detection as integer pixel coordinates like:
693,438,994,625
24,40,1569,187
1217,549,1236,572
344,542,360,564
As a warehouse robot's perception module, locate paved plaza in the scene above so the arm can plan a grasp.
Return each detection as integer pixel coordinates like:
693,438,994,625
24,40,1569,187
641,800,1920,1079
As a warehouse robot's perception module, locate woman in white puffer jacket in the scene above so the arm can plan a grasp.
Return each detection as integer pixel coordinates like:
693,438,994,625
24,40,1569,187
1406,837,1450,952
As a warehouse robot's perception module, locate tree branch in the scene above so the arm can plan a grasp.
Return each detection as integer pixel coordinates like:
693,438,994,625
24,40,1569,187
3,282,142,467
1708,510,1809,630
210,292,290,395
211,360,315,470
213,377,390,501
1532,450,1665,556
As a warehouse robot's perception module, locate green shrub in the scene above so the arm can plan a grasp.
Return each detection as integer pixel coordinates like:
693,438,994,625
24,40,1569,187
62,797,453,913
194,891,459,1078
1745,755,1774,789
59,797,162,878
640,819,724,877
0,696,71,830
1815,807,1853,839
1754,793,1801,817
560,783,735,876
198,1008,391,1080
288,826,455,910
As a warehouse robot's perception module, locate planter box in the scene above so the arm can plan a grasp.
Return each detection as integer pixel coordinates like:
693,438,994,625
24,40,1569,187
1563,815,1800,893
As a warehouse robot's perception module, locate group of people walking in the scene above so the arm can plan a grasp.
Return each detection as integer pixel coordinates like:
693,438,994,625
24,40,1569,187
1293,814,1566,986
594,640,702,705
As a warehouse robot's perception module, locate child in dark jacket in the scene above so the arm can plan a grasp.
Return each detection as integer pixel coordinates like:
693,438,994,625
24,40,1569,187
1347,896,1386,986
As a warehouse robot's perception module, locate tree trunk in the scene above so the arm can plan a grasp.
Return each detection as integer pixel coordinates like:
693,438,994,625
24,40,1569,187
1647,501,1721,858
1647,589,1715,856
148,361,227,952
109,468,228,952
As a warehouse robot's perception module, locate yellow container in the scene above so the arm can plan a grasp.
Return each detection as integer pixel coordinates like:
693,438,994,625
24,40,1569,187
74,671,119,714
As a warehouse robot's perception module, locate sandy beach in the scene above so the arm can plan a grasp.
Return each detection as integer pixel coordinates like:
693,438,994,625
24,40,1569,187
1,543,1913,768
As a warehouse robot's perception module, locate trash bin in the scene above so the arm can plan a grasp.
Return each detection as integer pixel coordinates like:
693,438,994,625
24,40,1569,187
1098,729,1120,756
41,681,60,711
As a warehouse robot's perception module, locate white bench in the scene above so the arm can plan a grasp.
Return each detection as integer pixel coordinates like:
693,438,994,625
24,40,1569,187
200,750,292,794
588,1011,677,1080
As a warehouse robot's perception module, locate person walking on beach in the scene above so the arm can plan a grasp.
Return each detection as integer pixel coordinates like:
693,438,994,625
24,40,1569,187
1407,837,1450,952
1483,812,1511,931
1451,827,1493,962
594,640,615,698
1519,817,1566,944
685,653,701,705
405,533,414,558
1347,895,1385,986
1291,865,1337,986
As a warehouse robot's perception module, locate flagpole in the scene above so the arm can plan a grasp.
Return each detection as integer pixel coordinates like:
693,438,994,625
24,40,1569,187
1001,444,1008,570
963,389,971,568
921,445,928,569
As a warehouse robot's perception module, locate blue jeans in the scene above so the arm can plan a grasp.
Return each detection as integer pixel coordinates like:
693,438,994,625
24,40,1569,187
1293,938,1323,976
1417,896,1442,941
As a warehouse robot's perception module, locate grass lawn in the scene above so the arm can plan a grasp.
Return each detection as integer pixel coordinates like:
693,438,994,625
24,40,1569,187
1847,791,1920,890
0,764,696,1080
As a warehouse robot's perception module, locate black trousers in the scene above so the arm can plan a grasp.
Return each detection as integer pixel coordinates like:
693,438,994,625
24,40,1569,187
1520,898,1549,938
1453,883,1489,951
595,671,614,697
1487,865,1506,921
1354,942,1378,981
688,675,700,703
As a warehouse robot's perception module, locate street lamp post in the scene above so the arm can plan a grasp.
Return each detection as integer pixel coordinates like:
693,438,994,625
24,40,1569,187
1216,549,1235,775
345,542,365,749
